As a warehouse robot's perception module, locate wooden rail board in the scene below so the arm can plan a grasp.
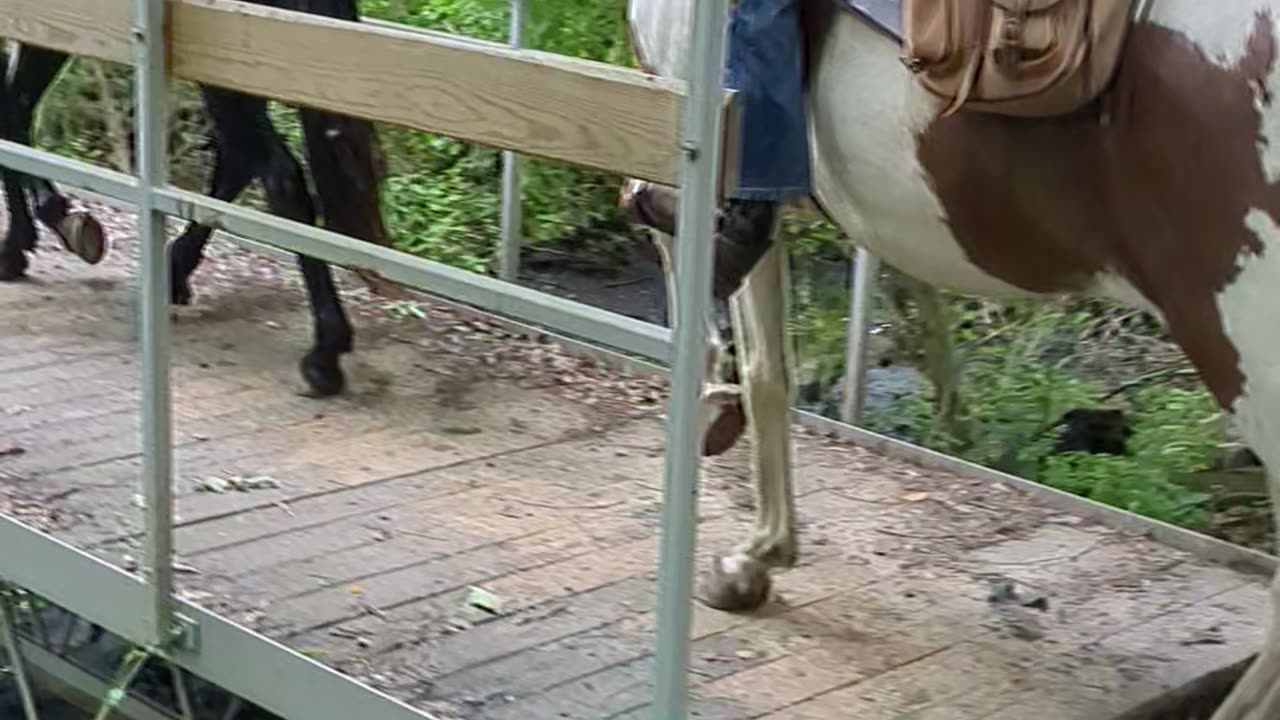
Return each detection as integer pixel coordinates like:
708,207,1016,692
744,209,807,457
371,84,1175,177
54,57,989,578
0,205,1271,718
0,0,703,185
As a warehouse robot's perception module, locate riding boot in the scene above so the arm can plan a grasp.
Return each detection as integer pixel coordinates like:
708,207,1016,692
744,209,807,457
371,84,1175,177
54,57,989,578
624,185,776,302
713,198,777,301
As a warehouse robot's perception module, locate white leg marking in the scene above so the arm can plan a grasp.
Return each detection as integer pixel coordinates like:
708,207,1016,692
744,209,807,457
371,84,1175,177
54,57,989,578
731,243,798,566
699,243,797,612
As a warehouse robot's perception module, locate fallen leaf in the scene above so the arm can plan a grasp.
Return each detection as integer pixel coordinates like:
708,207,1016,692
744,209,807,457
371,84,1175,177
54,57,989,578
239,475,281,491
1181,625,1227,646
442,426,483,436
196,477,230,493
465,586,503,615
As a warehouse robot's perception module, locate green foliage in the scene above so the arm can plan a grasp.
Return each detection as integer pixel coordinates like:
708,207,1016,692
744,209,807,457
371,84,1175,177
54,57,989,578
358,0,637,271
1040,387,1222,527
861,296,1224,528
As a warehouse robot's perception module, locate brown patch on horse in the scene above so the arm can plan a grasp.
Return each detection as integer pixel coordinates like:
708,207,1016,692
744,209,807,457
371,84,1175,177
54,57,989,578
913,12,1279,409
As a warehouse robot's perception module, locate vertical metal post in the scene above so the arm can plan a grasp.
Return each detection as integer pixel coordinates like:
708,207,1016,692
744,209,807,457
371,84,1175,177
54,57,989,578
497,0,525,282
133,0,175,648
0,591,40,720
840,247,879,424
651,0,728,717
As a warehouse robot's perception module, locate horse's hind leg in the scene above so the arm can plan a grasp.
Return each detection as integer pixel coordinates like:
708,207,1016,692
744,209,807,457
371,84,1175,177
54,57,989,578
201,86,352,396
298,110,388,246
0,45,63,279
0,158,33,280
3,46,105,266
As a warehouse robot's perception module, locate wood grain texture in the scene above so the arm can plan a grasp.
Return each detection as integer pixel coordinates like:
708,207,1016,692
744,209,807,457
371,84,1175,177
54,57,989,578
0,0,698,184
0,0,130,64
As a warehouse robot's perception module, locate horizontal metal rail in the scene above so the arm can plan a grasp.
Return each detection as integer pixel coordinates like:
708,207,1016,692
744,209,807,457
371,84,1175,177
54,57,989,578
16,638,181,720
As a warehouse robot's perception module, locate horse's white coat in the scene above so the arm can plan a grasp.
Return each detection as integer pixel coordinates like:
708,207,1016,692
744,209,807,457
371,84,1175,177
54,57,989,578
628,2,1280,716
1150,1,1280,183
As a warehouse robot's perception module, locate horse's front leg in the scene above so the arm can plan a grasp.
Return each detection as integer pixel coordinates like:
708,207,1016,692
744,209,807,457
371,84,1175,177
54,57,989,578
626,179,796,610
1211,426,1280,719
700,243,797,611
649,227,747,456
627,180,748,455
202,86,353,396
169,135,256,305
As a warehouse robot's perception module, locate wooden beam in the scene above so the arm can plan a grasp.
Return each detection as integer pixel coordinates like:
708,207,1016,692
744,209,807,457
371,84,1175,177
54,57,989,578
0,0,701,185
0,0,131,64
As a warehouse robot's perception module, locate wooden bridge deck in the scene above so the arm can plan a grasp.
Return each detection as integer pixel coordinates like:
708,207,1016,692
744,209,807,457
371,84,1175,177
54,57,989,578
0,205,1271,719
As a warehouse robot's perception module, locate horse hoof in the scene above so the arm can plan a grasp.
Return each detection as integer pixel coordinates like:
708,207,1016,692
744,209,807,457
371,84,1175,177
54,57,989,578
57,213,108,265
703,397,746,456
300,352,346,398
0,254,28,282
171,282,193,306
698,554,772,612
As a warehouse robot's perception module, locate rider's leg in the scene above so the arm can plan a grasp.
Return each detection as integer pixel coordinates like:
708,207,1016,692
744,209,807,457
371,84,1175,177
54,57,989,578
714,0,810,302
625,0,810,303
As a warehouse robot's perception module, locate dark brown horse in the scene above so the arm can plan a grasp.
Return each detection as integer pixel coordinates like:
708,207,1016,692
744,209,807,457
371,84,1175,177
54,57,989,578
0,0,390,397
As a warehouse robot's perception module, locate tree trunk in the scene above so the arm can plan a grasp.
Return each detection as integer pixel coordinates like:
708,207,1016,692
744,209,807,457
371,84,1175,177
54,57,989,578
90,60,132,174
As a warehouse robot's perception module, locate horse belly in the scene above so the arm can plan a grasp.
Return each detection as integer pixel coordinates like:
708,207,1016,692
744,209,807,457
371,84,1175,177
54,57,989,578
807,16,1036,298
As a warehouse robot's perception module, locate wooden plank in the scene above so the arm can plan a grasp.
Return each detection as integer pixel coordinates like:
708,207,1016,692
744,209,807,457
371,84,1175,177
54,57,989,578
0,0,697,184
0,0,131,64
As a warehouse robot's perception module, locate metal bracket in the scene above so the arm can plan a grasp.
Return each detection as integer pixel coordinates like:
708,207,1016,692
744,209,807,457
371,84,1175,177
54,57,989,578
166,613,199,654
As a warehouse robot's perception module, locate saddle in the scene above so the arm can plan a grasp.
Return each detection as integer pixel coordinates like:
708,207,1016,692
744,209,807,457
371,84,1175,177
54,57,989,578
826,0,1141,118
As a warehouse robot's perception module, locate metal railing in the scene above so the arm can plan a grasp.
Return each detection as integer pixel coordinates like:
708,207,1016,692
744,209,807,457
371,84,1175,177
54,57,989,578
0,0,730,717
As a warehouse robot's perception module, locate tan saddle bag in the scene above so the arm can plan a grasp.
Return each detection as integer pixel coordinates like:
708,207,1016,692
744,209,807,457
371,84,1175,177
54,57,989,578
902,0,1139,117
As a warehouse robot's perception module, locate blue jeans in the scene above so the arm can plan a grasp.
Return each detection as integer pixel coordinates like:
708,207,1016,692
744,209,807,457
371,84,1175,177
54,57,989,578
725,0,811,202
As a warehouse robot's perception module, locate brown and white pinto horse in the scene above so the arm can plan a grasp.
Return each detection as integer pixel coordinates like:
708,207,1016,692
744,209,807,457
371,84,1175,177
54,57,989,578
626,1,1280,717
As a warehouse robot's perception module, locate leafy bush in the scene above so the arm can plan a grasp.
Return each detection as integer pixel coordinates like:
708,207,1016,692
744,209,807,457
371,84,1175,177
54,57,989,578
358,0,637,271
860,295,1224,528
